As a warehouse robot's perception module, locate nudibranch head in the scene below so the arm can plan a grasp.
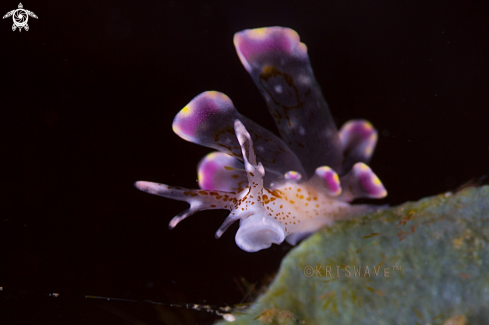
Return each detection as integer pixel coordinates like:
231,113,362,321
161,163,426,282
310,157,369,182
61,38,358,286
135,27,387,252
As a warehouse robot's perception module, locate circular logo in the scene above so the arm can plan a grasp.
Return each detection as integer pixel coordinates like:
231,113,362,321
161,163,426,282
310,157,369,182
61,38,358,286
13,9,28,27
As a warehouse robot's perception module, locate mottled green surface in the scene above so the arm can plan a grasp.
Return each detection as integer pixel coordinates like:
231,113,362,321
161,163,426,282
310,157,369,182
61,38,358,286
218,186,489,324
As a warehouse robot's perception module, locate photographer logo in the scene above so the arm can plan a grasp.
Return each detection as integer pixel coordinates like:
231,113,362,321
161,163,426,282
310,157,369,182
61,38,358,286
3,3,38,32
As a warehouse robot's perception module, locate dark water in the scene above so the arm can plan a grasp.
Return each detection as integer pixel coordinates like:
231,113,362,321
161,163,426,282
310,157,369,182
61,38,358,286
1,0,489,324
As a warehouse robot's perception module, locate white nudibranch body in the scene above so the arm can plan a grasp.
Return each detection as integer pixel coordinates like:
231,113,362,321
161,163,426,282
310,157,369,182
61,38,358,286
136,121,350,252
135,27,387,252
233,176,352,252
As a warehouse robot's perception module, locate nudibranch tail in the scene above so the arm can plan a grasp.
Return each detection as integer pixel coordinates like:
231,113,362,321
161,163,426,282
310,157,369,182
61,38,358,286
233,27,343,176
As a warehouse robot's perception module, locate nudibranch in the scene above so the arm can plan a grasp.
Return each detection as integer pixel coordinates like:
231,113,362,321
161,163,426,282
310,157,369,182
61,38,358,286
135,27,387,252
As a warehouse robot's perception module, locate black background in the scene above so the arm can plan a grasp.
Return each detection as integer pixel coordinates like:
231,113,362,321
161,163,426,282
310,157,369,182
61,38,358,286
1,0,489,324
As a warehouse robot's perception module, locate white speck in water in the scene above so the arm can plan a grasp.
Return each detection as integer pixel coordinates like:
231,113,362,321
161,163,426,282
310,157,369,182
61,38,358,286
274,85,283,93
223,314,236,322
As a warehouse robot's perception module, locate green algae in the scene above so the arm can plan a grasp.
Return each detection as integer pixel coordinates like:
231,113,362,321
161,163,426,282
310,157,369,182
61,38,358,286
218,186,489,324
